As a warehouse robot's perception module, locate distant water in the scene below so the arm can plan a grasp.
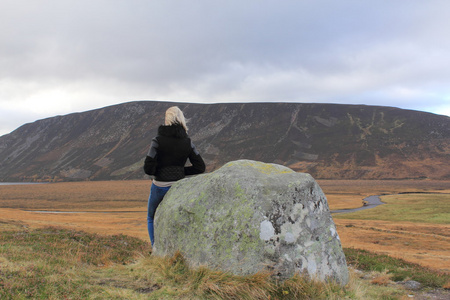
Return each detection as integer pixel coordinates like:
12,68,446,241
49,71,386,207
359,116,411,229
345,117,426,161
0,182,48,186
331,195,384,214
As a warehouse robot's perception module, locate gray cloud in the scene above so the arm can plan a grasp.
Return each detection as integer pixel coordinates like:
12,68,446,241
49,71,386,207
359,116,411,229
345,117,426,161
1,0,450,135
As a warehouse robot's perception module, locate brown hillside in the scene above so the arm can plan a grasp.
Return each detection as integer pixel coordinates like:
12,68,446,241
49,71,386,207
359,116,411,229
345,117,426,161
0,101,449,181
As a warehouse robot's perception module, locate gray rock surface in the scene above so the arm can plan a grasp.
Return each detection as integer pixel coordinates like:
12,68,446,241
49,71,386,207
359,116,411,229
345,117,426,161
401,280,422,290
153,160,349,284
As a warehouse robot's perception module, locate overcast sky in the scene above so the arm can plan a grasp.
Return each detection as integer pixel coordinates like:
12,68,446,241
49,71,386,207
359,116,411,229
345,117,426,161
1,1,450,136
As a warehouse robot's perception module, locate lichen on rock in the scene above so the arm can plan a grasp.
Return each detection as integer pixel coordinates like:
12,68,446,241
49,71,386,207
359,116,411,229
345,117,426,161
153,159,349,285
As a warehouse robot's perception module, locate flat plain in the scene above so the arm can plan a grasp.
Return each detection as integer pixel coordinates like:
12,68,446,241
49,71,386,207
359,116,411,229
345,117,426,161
0,179,449,273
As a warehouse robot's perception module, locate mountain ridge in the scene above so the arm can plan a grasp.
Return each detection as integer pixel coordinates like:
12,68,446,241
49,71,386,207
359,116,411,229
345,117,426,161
0,101,449,181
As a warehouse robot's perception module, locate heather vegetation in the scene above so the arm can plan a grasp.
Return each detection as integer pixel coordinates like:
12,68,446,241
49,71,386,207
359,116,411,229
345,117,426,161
0,227,341,299
344,248,449,288
2,226,447,299
0,227,150,298
1,180,449,298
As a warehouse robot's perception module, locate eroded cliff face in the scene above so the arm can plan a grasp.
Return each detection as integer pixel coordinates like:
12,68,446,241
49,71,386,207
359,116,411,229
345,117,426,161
0,101,449,181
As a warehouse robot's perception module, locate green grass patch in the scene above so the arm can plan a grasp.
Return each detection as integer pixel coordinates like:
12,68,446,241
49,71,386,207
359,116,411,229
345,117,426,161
0,226,149,266
334,193,450,223
2,226,447,299
0,227,151,299
344,248,450,288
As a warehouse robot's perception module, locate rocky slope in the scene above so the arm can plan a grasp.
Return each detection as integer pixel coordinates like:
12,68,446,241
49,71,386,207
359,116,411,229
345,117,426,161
0,101,449,181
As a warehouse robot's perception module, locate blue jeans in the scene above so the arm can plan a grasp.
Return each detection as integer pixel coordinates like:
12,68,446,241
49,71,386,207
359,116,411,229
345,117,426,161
147,184,171,246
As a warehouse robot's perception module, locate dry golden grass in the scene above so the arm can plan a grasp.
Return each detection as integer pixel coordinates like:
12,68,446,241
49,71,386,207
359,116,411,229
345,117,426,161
0,180,149,211
0,180,151,240
370,270,393,286
334,219,450,272
0,208,149,241
1,179,449,273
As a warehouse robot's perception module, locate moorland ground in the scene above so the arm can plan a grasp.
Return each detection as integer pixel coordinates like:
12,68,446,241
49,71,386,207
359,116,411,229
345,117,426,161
8,226,448,299
0,179,449,272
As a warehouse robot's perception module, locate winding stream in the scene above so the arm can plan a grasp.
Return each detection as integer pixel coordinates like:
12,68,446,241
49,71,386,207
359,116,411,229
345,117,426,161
330,195,384,214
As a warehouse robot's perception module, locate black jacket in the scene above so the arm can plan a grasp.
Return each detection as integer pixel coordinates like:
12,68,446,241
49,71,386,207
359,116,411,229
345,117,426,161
143,124,205,181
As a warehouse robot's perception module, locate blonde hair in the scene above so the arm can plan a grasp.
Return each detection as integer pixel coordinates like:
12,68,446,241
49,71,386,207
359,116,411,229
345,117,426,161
165,106,188,132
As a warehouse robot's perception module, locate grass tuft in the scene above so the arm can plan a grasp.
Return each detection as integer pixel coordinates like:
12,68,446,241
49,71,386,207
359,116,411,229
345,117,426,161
344,247,450,288
138,250,347,299
370,270,393,286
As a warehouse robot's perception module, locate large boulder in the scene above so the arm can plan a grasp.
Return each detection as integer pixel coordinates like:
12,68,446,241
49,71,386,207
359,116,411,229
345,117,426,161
153,160,349,284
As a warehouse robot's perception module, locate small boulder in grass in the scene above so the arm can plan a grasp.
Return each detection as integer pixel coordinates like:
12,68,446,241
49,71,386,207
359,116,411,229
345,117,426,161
401,280,422,290
153,160,349,285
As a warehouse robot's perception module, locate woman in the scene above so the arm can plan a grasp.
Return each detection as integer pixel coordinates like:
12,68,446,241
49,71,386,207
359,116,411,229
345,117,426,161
143,106,205,246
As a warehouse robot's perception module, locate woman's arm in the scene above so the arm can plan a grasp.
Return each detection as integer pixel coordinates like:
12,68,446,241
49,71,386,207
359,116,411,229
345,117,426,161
185,141,205,175
143,139,158,175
